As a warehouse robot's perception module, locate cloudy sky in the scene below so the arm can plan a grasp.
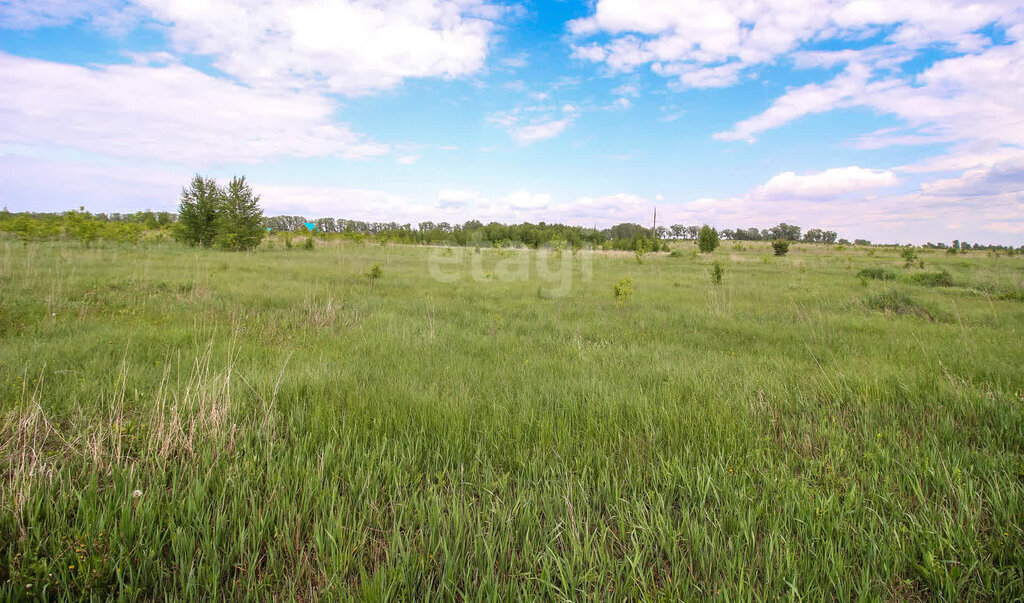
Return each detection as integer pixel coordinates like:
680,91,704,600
1,0,1023,243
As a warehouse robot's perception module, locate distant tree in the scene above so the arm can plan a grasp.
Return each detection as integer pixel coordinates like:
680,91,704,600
669,224,685,239
772,239,790,256
177,174,222,247
854,239,871,246
837,238,851,245
686,225,701,239
803,228,823,243
769,223,802,241
216,176,265,251
822,230,838,244
697,225,720,253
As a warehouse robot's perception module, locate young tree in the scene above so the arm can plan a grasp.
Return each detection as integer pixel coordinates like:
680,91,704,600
217,176,265,251
177,175,222,247
697,225,720,253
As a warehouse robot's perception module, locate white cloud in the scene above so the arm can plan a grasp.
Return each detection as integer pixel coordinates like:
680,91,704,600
713,64,877,141
502,190,552,210
605,97,632,110
397,155,421,165
1,0,506,96
487,101,579,145
754,166,899,200
437,189,483,208
611,83,640,97
717,42,1024,145
569,0,1017,90
665,164,1023,244
0,52,387,164
500,53,529,69
511,120,571,144
0,0,137,32
138,0,503,95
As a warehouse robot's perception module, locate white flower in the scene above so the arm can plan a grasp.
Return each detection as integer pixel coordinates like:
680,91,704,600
132,489,143,498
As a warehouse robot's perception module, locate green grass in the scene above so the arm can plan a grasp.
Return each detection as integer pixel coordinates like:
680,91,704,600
2,239,1023,600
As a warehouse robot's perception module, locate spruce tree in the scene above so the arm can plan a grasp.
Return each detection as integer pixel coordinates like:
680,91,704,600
176,175,222,247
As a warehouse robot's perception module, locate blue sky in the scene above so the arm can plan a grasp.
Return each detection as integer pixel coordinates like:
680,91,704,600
1,0,1023,244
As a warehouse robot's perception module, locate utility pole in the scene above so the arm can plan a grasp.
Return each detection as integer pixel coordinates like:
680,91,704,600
652,207,657,237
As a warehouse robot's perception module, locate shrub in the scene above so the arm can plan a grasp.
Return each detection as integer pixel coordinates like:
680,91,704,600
771,239,790,256
613,277,633,305
905,270,954,287
634,238,649,264
900,247,918,267
669,249,686,258
302,237,314,250
697,225,720,253
865,288,933,320
857,267,897,281
710,260,724,285
367,264,383,280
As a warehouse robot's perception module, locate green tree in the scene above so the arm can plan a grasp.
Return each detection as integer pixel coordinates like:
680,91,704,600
697,225,720,253
216,176,265,251
177,175,222,247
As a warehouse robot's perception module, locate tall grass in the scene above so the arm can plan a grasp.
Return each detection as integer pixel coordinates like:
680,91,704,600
1,240,1023,599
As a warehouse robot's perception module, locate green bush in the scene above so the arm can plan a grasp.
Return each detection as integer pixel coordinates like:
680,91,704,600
697,225,719,253
905,270,954,287
613,277,633,305
857,267,897,281
900,247,918,267
771,239,790,256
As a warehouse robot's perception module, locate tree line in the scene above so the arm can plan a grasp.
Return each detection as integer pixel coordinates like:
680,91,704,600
3,175,1022,252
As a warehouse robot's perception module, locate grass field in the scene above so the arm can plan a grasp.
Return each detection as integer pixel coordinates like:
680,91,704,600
2,238,1023,600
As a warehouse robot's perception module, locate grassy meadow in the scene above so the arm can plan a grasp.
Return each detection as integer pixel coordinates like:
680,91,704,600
1,237,1023,600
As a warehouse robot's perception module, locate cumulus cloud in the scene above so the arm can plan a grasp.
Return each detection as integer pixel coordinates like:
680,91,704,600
0,52,387,164
716,42,1024,145
1,0,506,95
754,167,899,200
568,0,1016,90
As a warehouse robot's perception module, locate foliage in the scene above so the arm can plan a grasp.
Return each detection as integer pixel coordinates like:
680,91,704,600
302,236,314,250
367,263,383,280
905,270,955,287
710,260,724,284
697,225,720,253
613,276,633,304
176,174,222,247
901,247,919,267
772,239,790,256
857,267,897,281
216,176,265,251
